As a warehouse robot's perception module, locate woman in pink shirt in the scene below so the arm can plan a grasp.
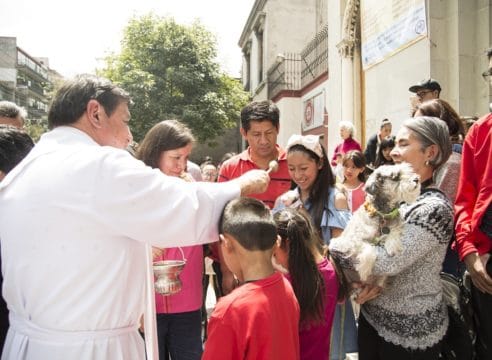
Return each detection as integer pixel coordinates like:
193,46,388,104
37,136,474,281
137,120,204,360
273,208,341,360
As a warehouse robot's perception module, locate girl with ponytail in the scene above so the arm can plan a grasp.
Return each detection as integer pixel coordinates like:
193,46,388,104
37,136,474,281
273,208,341,360
274,134,358,360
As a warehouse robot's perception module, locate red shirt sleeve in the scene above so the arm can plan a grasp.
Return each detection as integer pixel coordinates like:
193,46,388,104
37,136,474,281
454,118,492,259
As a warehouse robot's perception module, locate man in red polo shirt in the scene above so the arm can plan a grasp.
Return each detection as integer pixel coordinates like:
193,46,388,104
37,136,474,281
216,100,291,294
218,100,291,208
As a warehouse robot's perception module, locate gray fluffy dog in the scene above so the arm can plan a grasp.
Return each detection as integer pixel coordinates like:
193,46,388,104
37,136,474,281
329,163,420,286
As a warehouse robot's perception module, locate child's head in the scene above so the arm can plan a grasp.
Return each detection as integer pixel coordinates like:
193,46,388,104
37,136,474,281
273,207,326,324
374,135,396,167
380,136,395,160
342,150,366,183
285,134,334,231
219,198,277,278
286,135,329,194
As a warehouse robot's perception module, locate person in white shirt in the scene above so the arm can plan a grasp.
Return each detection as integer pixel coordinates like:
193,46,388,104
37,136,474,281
0,74,269,360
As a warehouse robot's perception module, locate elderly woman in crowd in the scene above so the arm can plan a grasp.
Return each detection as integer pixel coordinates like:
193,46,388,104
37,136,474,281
331,121,362,167
355,116,454,359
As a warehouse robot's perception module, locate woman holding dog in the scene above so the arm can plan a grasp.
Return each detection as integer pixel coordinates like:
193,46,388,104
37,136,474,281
356,116,454,359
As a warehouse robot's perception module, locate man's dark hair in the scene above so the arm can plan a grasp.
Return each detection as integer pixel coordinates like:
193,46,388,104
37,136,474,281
219,197,277,251
487,47,492,59
48,74,131,129
240,100,280,132
0,125,34,174
0,101,27,121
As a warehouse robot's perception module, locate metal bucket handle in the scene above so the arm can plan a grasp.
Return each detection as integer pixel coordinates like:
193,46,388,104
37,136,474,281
176,246,187,262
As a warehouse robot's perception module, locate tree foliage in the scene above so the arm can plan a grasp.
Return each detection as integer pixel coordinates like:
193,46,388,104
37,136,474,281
99,14,249,143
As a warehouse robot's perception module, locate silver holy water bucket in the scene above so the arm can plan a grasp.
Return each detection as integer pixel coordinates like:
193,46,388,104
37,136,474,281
153,247,186,296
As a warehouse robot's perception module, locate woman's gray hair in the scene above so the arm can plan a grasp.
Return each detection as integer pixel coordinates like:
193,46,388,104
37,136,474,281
403,116,452,169
339,120,355,136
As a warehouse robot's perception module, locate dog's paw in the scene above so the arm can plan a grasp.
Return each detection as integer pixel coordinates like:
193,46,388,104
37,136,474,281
384,238,402,256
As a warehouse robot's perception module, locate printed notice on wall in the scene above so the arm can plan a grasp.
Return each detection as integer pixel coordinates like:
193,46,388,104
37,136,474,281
361,0,427,69
302,92,324,131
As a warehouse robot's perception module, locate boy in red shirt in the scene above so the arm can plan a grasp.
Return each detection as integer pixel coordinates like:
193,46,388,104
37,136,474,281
202,198,300,360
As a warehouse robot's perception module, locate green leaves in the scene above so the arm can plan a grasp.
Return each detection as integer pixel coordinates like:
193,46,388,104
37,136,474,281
99,14,248,143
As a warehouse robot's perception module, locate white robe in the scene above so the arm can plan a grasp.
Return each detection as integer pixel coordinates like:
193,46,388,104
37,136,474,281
0,127,240,359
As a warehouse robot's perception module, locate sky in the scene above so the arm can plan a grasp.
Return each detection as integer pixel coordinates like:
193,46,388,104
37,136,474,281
0,0,256,78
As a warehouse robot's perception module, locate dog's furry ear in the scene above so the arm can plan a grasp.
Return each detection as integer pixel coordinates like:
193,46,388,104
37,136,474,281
365,178,377,196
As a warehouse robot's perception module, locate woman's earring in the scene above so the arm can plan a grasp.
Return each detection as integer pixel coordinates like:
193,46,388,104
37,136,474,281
425,160,430,166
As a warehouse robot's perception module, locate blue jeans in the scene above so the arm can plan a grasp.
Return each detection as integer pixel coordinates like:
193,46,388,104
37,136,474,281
156,310,203,360
330,298,358,360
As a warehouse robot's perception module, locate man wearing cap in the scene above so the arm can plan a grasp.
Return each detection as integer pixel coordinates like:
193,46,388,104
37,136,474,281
363,118,392,167
409,78,442,103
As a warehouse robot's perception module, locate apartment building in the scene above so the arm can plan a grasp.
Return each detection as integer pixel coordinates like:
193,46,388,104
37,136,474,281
0,36,59,124
239,0,492,157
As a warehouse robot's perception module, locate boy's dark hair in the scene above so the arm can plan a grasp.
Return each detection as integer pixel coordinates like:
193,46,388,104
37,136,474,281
48,74,131,129
240,100,280,132
0,125,34,174
219,197,277,251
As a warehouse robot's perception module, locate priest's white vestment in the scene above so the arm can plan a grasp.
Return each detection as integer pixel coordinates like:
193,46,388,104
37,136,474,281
0,127,239,359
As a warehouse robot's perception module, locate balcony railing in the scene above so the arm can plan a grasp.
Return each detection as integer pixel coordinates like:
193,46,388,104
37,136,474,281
267,53,302,99
300,24,328,88
267,24,328,99
17,79,45,97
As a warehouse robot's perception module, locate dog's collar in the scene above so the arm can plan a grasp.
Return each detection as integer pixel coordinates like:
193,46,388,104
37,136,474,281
363,202,400,220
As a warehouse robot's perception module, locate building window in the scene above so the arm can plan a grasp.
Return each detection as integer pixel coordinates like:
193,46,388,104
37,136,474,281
257,30,264,84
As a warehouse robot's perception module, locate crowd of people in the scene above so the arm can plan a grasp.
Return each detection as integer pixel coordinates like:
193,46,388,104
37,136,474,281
0,47,490,360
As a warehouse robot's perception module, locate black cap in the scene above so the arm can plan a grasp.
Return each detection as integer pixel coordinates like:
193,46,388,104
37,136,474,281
408,79,441,93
